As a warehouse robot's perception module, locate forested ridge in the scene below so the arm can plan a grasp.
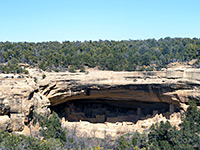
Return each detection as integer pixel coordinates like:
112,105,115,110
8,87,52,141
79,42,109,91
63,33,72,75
0,37,200,73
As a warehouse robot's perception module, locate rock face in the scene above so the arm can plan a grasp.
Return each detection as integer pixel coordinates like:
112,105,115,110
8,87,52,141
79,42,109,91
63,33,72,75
43,68,200,123
0,115,11,131
61,112,182,139
0,67,200,133
0,76,50,132
42,68,200,106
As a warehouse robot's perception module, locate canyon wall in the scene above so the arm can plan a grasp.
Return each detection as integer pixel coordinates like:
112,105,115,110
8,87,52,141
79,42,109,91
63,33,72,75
0,67,200,133
42,67,200,106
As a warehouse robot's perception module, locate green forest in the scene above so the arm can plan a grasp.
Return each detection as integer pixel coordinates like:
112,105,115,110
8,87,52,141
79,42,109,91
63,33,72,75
0,37,200,73
0,100,199,150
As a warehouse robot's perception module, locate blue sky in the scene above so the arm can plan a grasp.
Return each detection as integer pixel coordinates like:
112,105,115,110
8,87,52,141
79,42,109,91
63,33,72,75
0,0,200,42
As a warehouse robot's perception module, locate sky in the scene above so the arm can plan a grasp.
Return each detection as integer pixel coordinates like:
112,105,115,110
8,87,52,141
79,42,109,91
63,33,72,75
0,0,200,42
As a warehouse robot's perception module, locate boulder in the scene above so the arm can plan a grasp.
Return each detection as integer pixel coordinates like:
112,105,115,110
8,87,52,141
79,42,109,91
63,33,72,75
0,115,11,131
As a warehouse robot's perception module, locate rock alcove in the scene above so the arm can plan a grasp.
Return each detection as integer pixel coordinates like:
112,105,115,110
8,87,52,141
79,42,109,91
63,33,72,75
50,98,180,123
1,68,200,133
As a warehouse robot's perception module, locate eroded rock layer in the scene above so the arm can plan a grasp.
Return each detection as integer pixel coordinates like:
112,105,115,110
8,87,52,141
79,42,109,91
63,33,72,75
41,68,200,107
0,67,200,132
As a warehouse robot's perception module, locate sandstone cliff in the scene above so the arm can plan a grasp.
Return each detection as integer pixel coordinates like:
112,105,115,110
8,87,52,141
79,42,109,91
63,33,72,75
0,67,200,135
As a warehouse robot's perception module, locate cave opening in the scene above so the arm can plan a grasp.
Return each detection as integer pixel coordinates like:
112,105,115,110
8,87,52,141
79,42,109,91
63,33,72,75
50,99,180,123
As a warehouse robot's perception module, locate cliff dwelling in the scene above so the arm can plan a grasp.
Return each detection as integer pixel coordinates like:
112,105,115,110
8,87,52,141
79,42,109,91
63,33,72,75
51,99,179,123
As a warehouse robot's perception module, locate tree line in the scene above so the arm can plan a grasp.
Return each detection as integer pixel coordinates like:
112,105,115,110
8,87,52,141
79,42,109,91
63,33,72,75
0,37,200,73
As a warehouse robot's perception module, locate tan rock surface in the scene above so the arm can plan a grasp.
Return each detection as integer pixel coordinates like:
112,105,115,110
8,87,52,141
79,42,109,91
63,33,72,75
62,112,182,139
38,67,200,107
0,75,49,132
0,115,11,131
0,66,199,133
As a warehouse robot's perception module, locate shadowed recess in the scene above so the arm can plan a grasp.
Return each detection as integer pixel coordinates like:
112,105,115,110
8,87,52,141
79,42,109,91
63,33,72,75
50,99,180,123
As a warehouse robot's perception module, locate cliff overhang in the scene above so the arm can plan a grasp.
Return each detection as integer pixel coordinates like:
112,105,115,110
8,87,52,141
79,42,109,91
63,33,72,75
1,67,200,132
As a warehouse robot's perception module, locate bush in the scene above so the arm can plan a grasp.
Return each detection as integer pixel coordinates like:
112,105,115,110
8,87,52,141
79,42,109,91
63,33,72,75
55,69,60,72
42,74,46,79
24,70,29,74
80,66,85,72
34,77,37,83
68,66,75,73
39,112,66,142
116,136,130,150
132,132,148,149
0,131,63,150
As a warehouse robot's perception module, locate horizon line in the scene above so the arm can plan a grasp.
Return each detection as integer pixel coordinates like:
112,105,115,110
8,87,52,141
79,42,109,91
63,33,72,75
1,36,200,43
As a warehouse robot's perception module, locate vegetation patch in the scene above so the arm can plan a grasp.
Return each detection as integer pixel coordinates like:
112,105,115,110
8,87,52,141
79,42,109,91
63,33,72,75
0,38,200,73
